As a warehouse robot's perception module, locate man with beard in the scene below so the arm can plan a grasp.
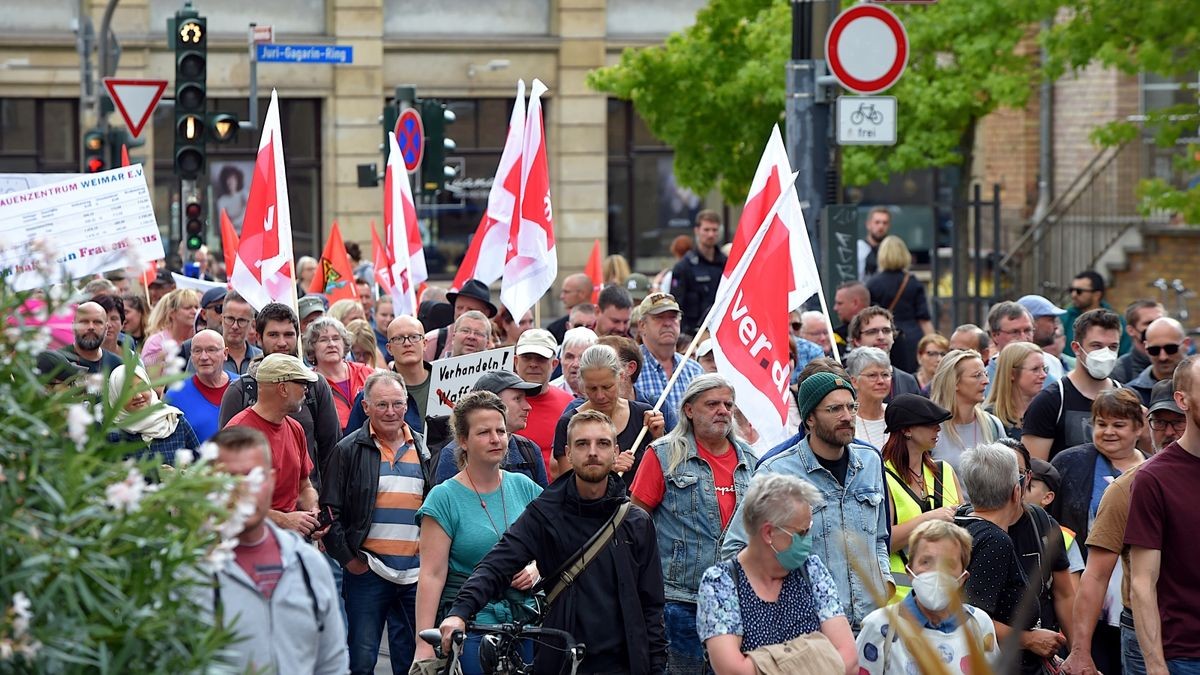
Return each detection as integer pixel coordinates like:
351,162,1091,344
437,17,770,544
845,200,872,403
62,301,123,373
634,293,701,433
722,372,892,632
440,409,667,675
1126,317,1190,406
630,374,756,672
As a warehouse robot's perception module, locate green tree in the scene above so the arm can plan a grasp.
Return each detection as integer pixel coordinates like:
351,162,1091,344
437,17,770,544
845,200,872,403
1043,0,1200,222
589,0,1057,204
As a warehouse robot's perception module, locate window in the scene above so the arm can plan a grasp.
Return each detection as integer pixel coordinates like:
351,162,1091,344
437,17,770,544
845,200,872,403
1140,72,1199,191
0,99,79,173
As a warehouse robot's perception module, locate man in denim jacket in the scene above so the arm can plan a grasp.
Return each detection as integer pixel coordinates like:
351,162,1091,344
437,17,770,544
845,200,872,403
631,373,755,674
722,372,893,633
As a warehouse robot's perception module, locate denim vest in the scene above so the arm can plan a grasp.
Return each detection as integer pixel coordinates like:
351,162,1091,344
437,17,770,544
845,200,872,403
650,434,753,603
721,436,892,631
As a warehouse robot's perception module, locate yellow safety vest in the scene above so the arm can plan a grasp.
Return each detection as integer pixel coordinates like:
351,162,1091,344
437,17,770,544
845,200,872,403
884,459,961,604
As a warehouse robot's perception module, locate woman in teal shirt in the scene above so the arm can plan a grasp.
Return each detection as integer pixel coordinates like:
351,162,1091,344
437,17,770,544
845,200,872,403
413,391,542,673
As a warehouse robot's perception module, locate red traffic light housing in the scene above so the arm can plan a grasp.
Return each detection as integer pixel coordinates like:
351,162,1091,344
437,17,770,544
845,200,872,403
184,198,205,251
83,129,106,173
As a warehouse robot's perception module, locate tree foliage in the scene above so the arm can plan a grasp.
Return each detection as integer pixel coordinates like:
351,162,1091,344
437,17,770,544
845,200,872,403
589,0,1057,204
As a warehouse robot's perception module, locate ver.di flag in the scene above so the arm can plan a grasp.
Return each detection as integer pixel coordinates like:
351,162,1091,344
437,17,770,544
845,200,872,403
452,80,526,291
500,78,556,322
708,174,799,449
308,220,357,305
230,89,295,311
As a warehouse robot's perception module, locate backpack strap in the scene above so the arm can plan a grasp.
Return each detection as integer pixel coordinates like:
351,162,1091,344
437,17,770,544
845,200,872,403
434,327,449,358
886,273,911,312
535,502,632,609
294,549,326,633
932,461,946,510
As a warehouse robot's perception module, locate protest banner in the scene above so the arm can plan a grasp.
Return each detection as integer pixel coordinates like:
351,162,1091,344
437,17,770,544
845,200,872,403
171,272,225,293
426,346,515,417
0,165,164,291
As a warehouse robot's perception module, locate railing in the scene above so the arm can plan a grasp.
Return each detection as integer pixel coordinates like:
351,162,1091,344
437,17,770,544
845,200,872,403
1000,138,1168,305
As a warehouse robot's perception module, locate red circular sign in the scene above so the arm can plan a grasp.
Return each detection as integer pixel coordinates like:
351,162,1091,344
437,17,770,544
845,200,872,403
394,108,424,173
825,5,909,95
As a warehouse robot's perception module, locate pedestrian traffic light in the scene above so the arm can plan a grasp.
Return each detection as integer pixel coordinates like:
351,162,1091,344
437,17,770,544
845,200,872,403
420,99,457,193
184,197,205,251
173,6,206,179
83,128,106,173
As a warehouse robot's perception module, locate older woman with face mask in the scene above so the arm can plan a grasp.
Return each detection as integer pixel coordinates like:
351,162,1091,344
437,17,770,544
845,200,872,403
107,364,200,466
857,520,1000,675
698,472,857,675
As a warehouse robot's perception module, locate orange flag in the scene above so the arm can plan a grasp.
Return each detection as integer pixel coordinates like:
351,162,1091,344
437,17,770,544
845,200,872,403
309,221,357,305
584,239,603,304
120,144,131,168
220,208,240,287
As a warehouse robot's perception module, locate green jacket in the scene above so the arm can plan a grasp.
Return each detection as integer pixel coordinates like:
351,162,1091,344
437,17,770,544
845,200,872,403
1063,300,1130,357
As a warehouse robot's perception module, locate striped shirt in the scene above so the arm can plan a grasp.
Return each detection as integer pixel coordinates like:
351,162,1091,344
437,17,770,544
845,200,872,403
362,423,424,585
635,344,703,429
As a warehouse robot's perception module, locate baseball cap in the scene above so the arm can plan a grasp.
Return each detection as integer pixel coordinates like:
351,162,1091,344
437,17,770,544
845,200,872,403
625,273,651,303
697,338,714,358
256,353,319,383
1030,458,1060,494
638,292,681,317
472,370,542,395
36,350,87,385
516,329,557,359
1017,294,1066,318
200,287,226,309
149,269,174,287
298,295,326,320
1148,378,1183,415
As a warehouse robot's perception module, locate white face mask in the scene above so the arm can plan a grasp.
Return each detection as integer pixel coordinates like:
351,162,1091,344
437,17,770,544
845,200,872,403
907,568,966,612
1081,346,1118,380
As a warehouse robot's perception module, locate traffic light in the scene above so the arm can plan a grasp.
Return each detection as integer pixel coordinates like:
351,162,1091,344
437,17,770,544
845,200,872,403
184,197,206,251
83,128,106,173
107,127,146,168
420,99,457,193
209,113,239,143
173,6,206,179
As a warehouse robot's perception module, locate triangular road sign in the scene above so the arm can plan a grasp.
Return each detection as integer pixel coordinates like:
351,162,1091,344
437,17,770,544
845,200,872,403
103,78,168,138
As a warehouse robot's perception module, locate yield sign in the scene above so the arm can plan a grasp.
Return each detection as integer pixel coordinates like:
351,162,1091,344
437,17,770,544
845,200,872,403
394,108,424,173
103,78,168,138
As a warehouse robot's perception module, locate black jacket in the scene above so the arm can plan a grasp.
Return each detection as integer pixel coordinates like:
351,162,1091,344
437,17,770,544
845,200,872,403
448,473,667,675
670,248,728,335
1112,348,1150,385
321,423,432,567
1048,442,1101,559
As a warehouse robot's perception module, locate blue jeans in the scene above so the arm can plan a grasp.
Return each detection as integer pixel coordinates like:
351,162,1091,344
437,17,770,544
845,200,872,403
664,601,708,675
343,568,417,675
1121,609,1146,675
1169,660,1200,675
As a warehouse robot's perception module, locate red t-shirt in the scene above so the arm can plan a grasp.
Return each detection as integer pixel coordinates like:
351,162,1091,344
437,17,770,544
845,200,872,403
630,440,739,528
226,408,313,512
1124,441,1200,660
234,527,283,599
193,374,231,406
524,386,574,470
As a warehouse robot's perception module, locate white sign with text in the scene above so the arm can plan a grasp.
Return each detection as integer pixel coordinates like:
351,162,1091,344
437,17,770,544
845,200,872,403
426,347,516,417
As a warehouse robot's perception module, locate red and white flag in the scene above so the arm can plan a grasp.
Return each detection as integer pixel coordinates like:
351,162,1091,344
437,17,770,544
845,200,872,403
370,220,391,294
385,131,427,316
452,80,526,291
230,90,295,312
501,78,556,321
708,172,800,449
719,125,821,312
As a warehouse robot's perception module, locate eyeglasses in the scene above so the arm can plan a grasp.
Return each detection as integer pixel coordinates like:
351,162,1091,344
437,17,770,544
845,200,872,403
820,402,860,416
922,350,947,358
388,334,424,346
861,326,894,338
1068,287,1096,295
1148,417,1187,432
313,335,342,345
964,371,988,380
371,400,408,411
192,347,224,356
997,327,1035,338
1146,343,1183,357
207,304,223,314
458,328,489,339
222,316,251,328
1017,365,1050,374
857,371,892,382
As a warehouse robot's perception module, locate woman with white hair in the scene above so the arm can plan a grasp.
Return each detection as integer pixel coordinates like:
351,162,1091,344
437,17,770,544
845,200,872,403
107,364,200,466
698,472,857,675
306,316,376,429
847,346,893,449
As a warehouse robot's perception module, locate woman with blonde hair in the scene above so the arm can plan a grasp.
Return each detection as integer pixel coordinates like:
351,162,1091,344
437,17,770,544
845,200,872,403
866,235,933,374
929,349,1005,474
602,253,632,286
140,288,200,373
983,342,1047,440
345,318,387,368
328,297,366,326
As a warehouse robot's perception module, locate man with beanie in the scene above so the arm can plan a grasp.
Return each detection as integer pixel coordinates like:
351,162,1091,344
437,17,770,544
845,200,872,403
722,371,892,633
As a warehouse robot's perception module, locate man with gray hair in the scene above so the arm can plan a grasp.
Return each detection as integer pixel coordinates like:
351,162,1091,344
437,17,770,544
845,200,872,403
549,326,597,397
950,324,990,361
630,373,756,673
449,309,491,357
954,443,1062,672
800,310,834,356
722,371,891,633
984,300,1044,397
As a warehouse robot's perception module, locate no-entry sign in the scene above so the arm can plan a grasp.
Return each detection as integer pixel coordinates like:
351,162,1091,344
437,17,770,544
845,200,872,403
826,4,909,95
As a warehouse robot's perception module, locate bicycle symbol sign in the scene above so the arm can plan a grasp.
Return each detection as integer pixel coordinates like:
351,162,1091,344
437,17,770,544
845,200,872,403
395,108,424,173
836,96,897,146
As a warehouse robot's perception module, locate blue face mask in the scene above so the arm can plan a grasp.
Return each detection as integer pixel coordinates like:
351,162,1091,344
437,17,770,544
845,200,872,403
772,526,813,571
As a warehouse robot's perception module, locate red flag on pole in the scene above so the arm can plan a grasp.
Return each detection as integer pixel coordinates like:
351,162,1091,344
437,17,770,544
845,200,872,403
451,80,526,291
230,90,296,312
120,144,131,168
309,221,357,305
220,208,240,287
501,78,557,322
585,239,603,304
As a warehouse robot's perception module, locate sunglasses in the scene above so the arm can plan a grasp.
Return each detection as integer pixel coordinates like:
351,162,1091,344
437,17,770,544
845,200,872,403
1068,287,1095,295
791,322,802,331
1147,343,1183,357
